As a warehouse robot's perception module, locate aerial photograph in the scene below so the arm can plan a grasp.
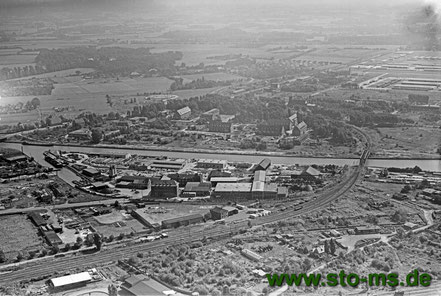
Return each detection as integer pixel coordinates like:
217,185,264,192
0,0,440,295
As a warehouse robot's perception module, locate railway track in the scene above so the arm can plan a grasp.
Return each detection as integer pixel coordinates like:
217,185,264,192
0,165,364,286
0,143,370,287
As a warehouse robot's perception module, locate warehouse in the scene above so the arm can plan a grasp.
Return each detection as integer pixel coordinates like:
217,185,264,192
254,158,271,171
213,183,252,200
48,272,92,292
28,211,47,226
162,213,205,229
116,175,151,190
82,167,101,178
149,160,185,171
210,177,239,187
197,159,227,170
182,182,211,196
168,173,201,187
44,230,63,246
150,179,178,199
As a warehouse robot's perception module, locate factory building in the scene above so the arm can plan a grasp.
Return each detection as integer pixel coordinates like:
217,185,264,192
168,173,201,187
162,213,205,229
254,158,271,171
210,206,239,220
82,167,101,179
213,183,253,200
149,179,178,199
48,271,93,292
182,182,211,197
149,160,185,171
210,177,239,187
196,159,227,170
116,175,150,190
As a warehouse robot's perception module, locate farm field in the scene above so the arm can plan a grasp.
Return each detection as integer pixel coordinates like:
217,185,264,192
180,72,246,83
0,215,43,260
148,43,270,65
297,47,389,64
0,76,176,124
0,54,37,66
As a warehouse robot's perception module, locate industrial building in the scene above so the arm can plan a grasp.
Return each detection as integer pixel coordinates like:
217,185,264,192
168,173,201,187
210,206,239,220
28,211,47,226
116,175,151,190
196,159,227,170
213,183,253,200
149,160,185,171
150,179,178,199
210,177,239,187
43,230,63,246
82,167,101,178
162,213,205,229
48,271,92,292
182,182,211,196
254,158,271,171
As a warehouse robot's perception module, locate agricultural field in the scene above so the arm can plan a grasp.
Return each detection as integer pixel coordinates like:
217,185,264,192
0,76,176,124
148,43,272,66
0,214,43,260
0,54,37,66
180,72,246,83
296,47,390,64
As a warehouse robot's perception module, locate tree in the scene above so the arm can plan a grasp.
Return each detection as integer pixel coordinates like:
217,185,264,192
392,209,407,223
16,251,24,262
91,129,102,144
222,285,230,296
31,97,41,109
108,284,118,296
93,233,103,250
329,239,336,255
64,243,71,252
0,249,6,263
324,240,330,254
76,236,83,245
401,185,411,194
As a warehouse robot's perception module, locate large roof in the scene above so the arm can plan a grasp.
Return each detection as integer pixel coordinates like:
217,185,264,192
254,170,266,182
303,166,321,176
215,183,252,192
50,272,92,288
177,106,191,116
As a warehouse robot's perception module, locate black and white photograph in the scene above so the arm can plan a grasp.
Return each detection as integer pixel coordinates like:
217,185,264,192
0,0,440,295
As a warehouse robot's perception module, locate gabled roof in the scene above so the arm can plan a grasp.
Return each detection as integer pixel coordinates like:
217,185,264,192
289,113,298,122
296,121,307,130
50,272,92,288
177,106,191,116
303,166,321,176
